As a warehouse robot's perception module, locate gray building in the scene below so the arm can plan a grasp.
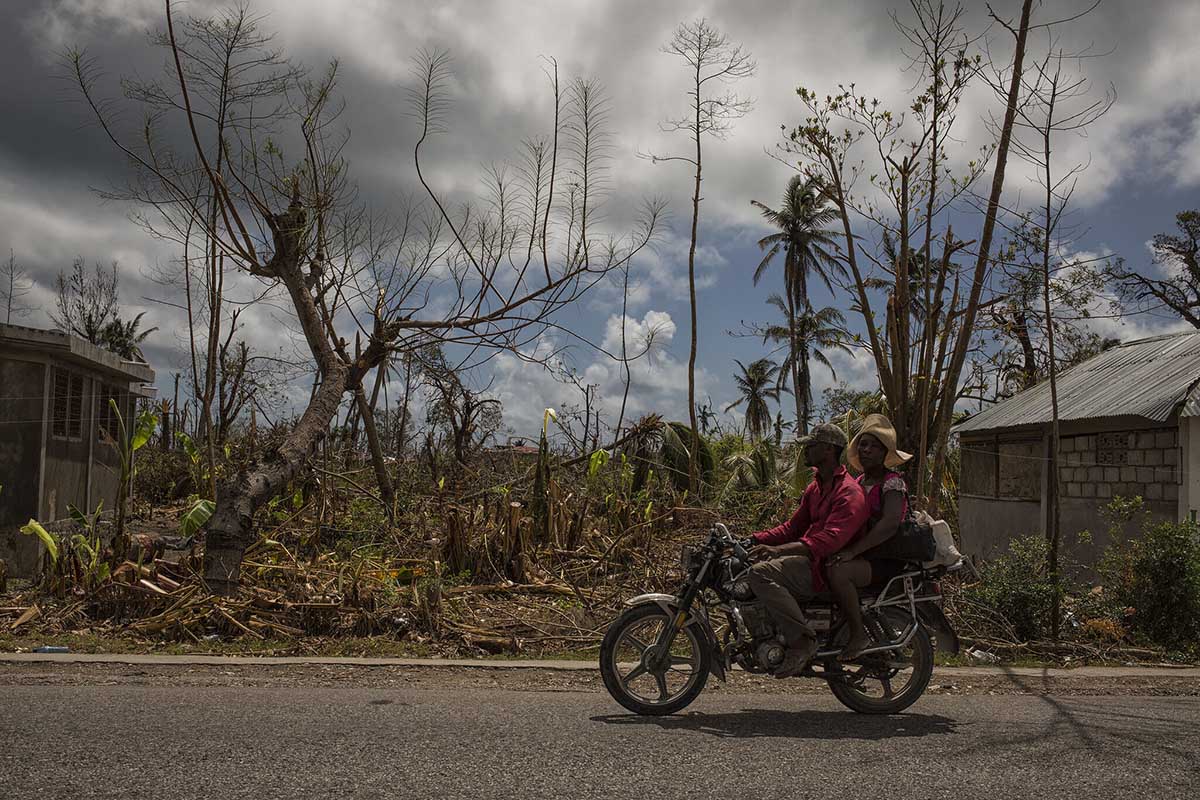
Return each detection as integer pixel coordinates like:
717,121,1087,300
955,330,1200,573
0,324,155,577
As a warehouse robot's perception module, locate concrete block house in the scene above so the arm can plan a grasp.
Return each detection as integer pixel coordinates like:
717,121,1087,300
954,330,1200,572
0,324,155,577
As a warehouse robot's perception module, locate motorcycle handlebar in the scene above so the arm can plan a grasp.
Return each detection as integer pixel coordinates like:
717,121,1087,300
712,523,751,562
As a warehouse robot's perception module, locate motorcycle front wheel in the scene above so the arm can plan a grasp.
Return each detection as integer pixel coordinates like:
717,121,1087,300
827,608,934,715
599,603,711,716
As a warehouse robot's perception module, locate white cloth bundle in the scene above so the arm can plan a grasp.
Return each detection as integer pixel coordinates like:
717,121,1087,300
912,509,962,568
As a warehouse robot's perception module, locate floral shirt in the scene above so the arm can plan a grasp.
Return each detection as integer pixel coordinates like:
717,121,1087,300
857,471,908,532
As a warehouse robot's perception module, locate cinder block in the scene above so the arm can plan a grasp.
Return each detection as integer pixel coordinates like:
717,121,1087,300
1060,437,1076,453
1137,432,1156,449
1081,483,1096,498
1097,484,1112,499
1104,467,1121,483
1066,483,1081,497
1121,466,1137,482
1165,484,1179,501
1155,431,1176,449
1164,448,1179,466
1088,467,1105,481
1145,449,1163,466
1146,483,1163,500
1137,467,1156,483
1128,450,1144,465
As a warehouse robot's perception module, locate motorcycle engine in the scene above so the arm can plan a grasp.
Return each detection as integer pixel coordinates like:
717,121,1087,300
735,600,775,639
755,640,786,670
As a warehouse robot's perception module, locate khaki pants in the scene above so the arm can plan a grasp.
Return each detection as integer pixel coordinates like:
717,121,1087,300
747,556,817,649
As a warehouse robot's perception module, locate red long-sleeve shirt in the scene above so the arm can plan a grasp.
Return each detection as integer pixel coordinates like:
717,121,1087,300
751,466,869,591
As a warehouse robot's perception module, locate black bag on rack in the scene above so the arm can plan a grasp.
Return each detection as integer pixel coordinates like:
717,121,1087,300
864,515,937,563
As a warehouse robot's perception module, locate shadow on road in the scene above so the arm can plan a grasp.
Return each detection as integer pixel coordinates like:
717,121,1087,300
591,708,959,740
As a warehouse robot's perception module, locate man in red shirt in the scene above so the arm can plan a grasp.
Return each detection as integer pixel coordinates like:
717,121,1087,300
748,423,869,677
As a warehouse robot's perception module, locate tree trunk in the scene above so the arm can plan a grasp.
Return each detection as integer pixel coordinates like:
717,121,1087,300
356,383,395,519
927,0,1035,505
796,265,811,434
203,361,348,594
200,197,375,595
786,267,804,434
685,71,703,496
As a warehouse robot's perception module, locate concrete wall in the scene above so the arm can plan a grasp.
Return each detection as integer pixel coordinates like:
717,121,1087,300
1057,497,1178,575
0,351,142,578
0,358,46,576
959,496,1043,561
1058,428,1179,503
959,417,1186,579
1181,416,1200,522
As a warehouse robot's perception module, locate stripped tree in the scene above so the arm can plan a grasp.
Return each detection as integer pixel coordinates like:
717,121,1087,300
71,1,662,593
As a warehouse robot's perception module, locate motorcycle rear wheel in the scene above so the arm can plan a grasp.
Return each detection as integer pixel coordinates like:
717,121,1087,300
827,609,933,715
600,603,711,716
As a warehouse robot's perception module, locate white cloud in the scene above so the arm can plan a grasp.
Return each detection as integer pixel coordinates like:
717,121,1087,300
488,309,712,438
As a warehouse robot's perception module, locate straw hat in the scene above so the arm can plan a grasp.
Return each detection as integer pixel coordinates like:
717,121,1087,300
847,413,912,472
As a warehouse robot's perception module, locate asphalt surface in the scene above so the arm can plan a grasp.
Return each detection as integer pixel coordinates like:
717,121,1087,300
2,680,1197,799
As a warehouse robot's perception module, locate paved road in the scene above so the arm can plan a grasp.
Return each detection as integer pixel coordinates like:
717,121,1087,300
2,684,1197,799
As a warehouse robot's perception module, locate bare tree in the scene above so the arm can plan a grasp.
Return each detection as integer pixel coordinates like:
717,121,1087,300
1,250,33,323
71,3,661,593
1108,211,1200,327
51,257,120,342
423,349,503,471
649,19,755,495
1003,33,1113,638
784,0,1036,511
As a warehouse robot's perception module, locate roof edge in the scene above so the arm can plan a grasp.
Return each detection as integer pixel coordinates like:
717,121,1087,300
0,323,155,383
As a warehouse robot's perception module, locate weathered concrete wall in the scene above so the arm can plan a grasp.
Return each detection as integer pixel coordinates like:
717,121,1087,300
959,497,1042,562
960,418,1183,580
0,358,45,577
1057,497,1177,576
1058,428,1179,503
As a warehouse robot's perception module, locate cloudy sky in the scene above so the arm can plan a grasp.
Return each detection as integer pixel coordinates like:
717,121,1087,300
2,0,1198,438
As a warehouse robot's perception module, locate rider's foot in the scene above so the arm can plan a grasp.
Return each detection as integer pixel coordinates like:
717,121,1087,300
839,632,870,662
773,639,818,678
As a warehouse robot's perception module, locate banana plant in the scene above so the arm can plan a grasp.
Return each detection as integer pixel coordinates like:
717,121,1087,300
101,399,158,557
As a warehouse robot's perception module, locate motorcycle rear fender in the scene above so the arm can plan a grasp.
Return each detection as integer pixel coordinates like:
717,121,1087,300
917,603,960,654
624,593,726,681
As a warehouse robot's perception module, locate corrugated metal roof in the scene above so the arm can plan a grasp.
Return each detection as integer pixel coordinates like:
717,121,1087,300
954,330,1200,434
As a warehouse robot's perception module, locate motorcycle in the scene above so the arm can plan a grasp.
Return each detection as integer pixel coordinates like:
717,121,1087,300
599,523,962,716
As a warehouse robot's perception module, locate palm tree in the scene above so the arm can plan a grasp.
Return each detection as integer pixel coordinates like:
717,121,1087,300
761,295,852,430
101,312,157,362
724,358,783,441
751,174,845,434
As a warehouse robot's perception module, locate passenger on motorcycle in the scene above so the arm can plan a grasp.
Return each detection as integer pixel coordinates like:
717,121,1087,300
746,423,869,677
827,414,913,661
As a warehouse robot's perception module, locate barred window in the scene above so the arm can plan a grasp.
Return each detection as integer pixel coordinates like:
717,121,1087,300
51,368,85,440
960,438,997,496
97,384,123,442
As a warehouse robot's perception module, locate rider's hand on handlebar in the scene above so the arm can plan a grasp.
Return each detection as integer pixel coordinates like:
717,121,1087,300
749,543,779,562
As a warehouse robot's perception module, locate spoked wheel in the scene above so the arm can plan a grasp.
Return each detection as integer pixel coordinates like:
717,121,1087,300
599,603,710,716
827,608,933,715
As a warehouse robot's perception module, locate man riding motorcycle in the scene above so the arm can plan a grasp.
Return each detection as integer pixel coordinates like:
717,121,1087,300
746,423,869,677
